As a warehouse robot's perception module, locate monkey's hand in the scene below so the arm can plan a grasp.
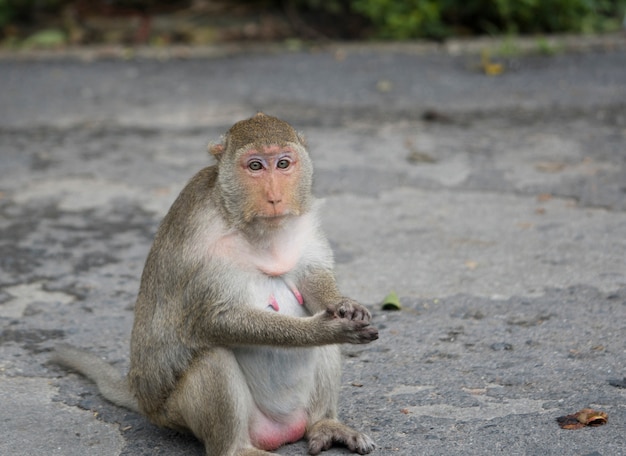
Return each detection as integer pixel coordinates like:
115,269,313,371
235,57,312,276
331,298,372,323
321,298,378,344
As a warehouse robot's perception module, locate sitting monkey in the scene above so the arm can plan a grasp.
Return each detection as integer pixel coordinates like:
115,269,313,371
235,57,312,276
52,113,378,455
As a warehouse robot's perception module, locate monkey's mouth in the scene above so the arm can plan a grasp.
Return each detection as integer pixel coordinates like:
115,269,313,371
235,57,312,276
259,206,297,219
258,213,290,221
255,213,295,226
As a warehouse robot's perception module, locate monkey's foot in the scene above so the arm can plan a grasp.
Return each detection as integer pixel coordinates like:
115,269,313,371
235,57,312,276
236,449,277,456
306,419,375,455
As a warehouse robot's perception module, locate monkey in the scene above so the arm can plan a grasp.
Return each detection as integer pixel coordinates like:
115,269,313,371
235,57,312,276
51,113,378,456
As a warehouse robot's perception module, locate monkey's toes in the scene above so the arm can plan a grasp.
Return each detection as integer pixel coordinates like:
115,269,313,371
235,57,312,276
352,433,376,454
307,420,376,455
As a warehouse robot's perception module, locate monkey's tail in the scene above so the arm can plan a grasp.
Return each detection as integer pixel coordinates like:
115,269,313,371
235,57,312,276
51,344,140,413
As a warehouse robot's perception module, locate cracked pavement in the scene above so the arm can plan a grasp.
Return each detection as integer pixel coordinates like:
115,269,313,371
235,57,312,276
1,42,625,455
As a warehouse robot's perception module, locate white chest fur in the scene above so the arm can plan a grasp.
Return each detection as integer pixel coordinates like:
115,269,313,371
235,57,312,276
207,203,328,277
234,273,315,417
210,207,328,418
254,275,307,316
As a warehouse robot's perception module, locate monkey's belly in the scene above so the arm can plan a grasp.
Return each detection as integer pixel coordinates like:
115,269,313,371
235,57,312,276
237,275,316,450
235,346,317,412
235,345,317,448
250,407,308,451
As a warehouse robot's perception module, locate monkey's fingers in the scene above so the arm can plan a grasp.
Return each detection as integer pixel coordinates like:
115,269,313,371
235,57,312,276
356,325,379,344
335,299,372,322
344,320,378,344
350,305,372,322
324,314,378,345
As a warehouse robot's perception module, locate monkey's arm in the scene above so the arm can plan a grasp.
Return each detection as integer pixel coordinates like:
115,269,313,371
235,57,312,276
185,301,376,347
287,222,372,322
297,267,372,323
297,267,342,313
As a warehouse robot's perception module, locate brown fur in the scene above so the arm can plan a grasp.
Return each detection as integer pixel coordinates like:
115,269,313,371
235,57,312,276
52,114,377,456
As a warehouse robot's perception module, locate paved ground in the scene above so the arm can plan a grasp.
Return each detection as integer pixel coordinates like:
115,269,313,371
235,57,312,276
1,39,625,455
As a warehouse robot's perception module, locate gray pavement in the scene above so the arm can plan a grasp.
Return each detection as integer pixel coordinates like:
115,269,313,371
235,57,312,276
1,40,625,456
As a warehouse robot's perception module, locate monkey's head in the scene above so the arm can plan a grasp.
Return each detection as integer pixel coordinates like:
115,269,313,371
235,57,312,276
210,113,314,229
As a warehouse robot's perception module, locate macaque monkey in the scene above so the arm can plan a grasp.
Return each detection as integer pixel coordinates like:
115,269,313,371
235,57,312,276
52,113,378,456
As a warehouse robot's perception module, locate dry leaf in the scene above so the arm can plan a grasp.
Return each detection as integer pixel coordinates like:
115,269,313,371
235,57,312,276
576,409,608,426
557,408,608,430
480,50,504,76
464,260,479,270
400,408,410,415
557,415,585,430
405,137,436,164
535,161,566,173
376,79,393,92
462,387,486,396
484,62,504,76
406,150,436,164
334,49,346,61
537,193,553,202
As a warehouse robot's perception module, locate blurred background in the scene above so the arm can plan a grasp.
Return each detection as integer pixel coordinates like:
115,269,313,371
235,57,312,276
2,2,626,456
1,0,625,48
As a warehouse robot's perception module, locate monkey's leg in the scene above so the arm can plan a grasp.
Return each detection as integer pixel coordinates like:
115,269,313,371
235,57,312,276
306,419,375,455
163,348,276,456
305,346,375,456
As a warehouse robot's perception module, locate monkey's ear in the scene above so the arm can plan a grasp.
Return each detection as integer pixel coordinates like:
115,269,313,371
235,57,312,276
209,143,225,160
297,133,307,147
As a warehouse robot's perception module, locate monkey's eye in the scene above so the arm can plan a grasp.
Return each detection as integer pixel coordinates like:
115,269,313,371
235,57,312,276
248,160,263,171
277,159,291,169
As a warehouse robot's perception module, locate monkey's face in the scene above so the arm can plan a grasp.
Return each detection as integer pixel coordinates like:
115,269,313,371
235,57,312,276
236,144,311,224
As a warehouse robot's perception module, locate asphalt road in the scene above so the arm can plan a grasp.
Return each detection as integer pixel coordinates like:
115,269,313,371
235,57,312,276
1,39,625,456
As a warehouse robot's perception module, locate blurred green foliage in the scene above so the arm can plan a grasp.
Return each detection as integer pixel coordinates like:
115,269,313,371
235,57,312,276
350,0,626,39
1,0,625,40
0,0,66,28
352,0,447,39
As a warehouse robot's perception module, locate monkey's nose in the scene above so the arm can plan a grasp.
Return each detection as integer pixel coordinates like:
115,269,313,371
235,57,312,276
267,198,285,217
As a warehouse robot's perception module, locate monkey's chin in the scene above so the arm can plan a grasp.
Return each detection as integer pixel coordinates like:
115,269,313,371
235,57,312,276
256,212,303,231
257,214,291,225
